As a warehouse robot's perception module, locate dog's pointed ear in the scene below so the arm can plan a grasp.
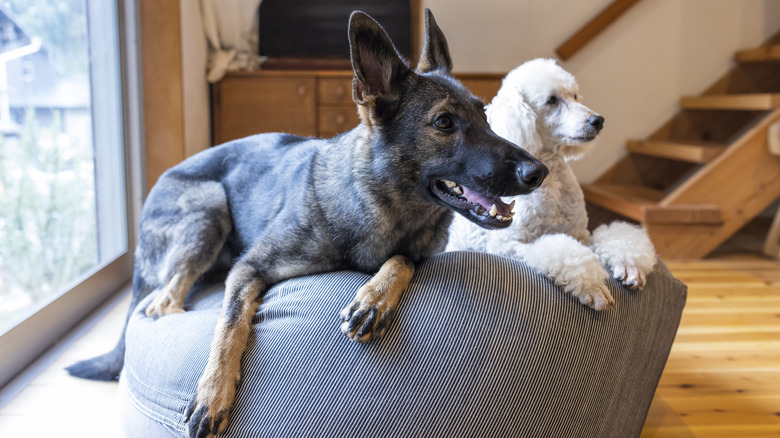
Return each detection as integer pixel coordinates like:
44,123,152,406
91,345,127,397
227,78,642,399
416,9,453,74
349,11,410,103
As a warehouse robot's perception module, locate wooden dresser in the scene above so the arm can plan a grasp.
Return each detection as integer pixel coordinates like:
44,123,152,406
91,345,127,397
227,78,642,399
211,70,505,144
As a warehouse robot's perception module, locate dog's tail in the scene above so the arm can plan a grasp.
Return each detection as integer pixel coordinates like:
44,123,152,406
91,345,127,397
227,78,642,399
65,338,126,381
65,271,152,381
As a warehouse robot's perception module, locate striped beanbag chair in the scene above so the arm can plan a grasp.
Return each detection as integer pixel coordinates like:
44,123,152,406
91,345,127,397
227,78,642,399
119,251,686,438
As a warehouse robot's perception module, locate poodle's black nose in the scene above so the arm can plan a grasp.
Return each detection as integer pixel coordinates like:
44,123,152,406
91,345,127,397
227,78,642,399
588,115,605,131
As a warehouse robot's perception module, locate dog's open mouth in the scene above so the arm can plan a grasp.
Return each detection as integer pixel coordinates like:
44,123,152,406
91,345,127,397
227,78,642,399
430,179,515,228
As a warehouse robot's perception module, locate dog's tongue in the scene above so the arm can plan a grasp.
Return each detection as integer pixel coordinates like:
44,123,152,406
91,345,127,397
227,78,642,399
461,186,512,216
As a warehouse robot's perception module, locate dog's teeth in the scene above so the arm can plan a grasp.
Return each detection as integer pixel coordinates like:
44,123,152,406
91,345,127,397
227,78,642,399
452,187,462,196
509,199,516,213
489,204,497,217
497,215,511,222
444,180,457,188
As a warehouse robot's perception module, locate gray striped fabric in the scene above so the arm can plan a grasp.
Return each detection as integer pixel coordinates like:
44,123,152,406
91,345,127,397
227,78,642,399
120,251,686,437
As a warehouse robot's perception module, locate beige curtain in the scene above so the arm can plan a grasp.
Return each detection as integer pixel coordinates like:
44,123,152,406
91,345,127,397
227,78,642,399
200,0,264,83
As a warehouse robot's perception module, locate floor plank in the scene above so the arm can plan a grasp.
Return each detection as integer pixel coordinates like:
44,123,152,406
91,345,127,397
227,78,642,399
643,258,780,437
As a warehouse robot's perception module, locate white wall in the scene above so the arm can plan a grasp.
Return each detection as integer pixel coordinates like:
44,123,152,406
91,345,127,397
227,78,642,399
178,1,780,181
423,0,780,182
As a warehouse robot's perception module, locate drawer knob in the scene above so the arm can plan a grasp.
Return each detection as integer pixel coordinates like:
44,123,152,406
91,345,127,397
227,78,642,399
335,114,346,124
297,84,307,96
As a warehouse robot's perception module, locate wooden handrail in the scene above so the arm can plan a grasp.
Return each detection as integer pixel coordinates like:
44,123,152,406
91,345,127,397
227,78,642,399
556,0,642,60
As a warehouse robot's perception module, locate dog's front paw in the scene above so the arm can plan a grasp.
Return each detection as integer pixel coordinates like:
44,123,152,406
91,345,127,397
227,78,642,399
610,263,646,291
184,382,237,438
339,292,395,342
145,294,185,318
572,283,615,311
340,255,412,342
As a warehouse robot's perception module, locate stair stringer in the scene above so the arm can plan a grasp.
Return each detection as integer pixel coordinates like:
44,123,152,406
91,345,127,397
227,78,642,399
648,108,780,259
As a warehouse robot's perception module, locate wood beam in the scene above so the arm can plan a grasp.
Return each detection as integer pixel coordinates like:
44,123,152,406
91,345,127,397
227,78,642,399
139,0,185,192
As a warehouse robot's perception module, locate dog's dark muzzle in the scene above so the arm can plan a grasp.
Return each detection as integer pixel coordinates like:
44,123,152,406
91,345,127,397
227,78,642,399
498,139,548,195
427,139,548,230
517,160,548,192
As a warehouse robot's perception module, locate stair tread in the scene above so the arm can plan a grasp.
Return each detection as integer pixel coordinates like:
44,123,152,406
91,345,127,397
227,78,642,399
583,183,664,204
582,183,723,225
582,183,663,223
680,93,780,110
735,44,780,62
626,140,725,163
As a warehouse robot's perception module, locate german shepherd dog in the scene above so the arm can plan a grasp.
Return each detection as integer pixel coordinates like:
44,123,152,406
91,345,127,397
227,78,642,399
68,9,547,437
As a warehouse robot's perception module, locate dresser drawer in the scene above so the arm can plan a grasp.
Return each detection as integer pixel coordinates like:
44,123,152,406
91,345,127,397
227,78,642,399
318,106,360,137
212,72,504,144
458,76,503,104
318,78,354,105
213,77,316,143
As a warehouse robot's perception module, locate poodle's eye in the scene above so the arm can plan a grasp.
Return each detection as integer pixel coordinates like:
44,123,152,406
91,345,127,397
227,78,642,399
434,115,454,131
574,94,578,101
546,96,558,105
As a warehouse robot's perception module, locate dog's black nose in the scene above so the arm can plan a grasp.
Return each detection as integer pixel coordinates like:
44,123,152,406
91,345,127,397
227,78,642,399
588,115,605,131
519,163,548,190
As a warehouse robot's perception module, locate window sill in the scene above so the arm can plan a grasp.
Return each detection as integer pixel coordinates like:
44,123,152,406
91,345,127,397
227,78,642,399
0,287,131,436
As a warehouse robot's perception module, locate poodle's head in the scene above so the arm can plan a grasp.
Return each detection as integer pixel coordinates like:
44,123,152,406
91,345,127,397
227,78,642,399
487,58,603,161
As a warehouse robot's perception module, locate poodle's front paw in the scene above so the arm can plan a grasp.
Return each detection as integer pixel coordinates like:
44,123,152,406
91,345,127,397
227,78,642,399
572,283,615,310
610,262,646,291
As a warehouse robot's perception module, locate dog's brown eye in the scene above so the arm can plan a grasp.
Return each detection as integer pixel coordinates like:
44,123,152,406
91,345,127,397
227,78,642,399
434,115,453,130
546,96,558,105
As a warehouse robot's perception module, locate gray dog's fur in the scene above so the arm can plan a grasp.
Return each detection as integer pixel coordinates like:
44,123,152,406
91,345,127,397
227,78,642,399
67,10,547,437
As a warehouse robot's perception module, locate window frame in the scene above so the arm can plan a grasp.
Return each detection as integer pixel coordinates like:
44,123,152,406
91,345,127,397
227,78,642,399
0,0,143,390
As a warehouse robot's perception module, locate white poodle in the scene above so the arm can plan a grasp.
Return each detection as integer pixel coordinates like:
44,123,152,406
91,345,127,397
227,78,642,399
445,58,656,310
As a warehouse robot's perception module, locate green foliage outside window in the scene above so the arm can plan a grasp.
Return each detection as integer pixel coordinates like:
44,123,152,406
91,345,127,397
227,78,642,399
0,109,97,330
0,0,97,332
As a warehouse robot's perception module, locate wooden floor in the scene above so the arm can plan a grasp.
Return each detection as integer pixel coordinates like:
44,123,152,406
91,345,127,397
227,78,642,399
641,256,780,437
0,254,778,437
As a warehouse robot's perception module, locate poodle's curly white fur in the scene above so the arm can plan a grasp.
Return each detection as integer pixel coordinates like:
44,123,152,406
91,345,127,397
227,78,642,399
446,58,656,310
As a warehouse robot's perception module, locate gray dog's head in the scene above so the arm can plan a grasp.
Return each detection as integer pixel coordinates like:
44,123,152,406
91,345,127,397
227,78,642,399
348,9,548,229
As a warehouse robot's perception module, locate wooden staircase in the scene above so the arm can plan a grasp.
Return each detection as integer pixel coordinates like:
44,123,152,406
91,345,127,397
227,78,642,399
583,31,780,259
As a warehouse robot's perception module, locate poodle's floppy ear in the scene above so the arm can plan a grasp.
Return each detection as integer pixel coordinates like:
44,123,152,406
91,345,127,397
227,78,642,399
416,9,453,74
486,91,543,156
349,11,410,104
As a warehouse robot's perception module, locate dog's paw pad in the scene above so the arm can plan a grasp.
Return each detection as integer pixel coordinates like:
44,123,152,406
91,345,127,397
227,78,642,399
574,283,615,311
144,296,185,318
623,270,646,290
611,263,628,282
339,301,393,342
612,264,646,291
185,400,228,438
185,376,239,438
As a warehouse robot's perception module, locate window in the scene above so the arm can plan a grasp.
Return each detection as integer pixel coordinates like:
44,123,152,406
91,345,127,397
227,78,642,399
0,0,140,388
